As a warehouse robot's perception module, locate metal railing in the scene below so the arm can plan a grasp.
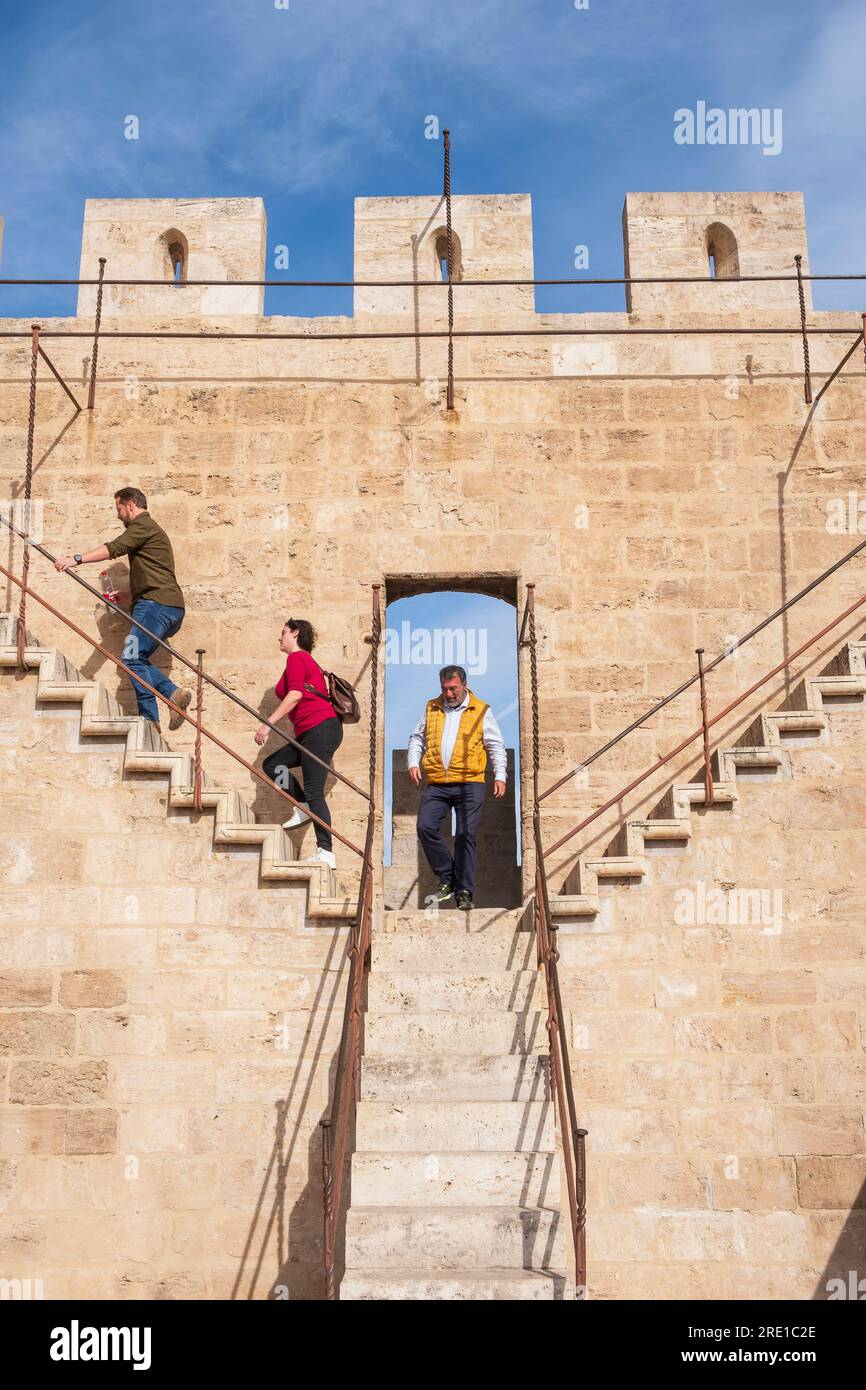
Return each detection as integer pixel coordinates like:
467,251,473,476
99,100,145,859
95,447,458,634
320,586,381,1300
2,512,384,1302
538,535,866,861
519,584,588,1298
522,538,866,1298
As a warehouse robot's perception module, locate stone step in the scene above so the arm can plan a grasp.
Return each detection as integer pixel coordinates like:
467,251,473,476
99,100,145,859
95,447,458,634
355,1100,554,1152
350,1150,560,1207
363,1011,549,1057
371,931,537,973
339,1268,567,1300
381,908,527,935
344,1205,564,1270
366,970,540,1014
360,1053,550,1102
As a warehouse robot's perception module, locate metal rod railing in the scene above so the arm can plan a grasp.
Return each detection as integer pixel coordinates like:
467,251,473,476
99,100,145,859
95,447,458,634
524,586,588,1299
0,560,368,858
696,647,714,806
1,272,864,287
321,583,381,1300
539,530,866,805
0,513,371,801
521,560,866,1296
193,647,205,813
443,128,455,411
87,257,106,410
543,587,866,860
0,324,862,342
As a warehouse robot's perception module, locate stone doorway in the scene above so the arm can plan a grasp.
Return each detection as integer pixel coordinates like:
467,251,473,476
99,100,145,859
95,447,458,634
382,577,522,910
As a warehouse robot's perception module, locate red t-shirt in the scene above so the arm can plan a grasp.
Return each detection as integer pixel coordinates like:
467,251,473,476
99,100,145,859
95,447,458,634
275,650,338,737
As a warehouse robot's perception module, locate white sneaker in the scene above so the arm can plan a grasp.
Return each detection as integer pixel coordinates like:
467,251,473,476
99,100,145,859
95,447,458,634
304,847,336,870
282,806,310,829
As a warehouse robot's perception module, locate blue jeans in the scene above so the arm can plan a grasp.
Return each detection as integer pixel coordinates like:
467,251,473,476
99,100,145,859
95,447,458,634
417,781,486,896
121,599,185,723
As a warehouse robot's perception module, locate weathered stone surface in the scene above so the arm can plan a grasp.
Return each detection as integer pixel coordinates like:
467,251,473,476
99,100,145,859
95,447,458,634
2,190,866,1303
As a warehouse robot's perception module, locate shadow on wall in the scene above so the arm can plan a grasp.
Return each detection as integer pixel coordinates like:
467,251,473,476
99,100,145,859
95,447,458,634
226,921,349,1302
813,1174,866,1300
386,748,521,910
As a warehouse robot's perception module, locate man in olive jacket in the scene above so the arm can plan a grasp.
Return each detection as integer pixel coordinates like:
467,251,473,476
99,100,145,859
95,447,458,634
407,664,507,911
55,487,190,730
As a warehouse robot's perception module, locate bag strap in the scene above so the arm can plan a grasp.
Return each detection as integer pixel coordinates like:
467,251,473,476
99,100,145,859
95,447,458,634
303,677,334,705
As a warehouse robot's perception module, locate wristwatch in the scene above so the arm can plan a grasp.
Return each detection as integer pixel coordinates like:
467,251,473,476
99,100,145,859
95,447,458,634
73,554,83,566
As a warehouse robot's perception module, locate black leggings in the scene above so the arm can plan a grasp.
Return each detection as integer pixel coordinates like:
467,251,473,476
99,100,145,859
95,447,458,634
262,717,344,850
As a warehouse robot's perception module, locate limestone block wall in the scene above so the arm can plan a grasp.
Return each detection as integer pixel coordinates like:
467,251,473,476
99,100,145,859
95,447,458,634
0,670,348,1299
559,708,866,1300
0,189,865,1300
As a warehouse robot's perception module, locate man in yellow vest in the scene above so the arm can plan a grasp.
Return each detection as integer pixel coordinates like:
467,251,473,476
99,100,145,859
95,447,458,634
407,664,507,910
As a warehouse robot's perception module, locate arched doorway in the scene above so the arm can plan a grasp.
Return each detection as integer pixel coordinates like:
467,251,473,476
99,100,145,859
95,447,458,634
382,580,521,909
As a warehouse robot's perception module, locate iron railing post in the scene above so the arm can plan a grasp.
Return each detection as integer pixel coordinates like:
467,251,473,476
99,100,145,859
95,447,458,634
321,1118,334,1300
696,647,714,805
16,324,40,669
193,648,205,812
795,254,812,405
443,128,455,411
87,257,106,410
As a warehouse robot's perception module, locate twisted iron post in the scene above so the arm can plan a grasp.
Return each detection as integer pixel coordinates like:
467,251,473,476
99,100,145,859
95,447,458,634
795,254,812,405
87,257,106,410
16,324,40,669
443,129,455,410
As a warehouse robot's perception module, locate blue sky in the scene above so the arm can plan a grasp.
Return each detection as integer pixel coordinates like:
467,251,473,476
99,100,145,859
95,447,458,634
383,592,520,863
0,0,864,321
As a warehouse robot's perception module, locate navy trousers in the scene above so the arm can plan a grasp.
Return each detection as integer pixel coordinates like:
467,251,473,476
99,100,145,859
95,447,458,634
416,781,486,896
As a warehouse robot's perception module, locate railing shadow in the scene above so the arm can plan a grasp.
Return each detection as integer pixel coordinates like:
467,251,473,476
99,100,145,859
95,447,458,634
228,921,351,1300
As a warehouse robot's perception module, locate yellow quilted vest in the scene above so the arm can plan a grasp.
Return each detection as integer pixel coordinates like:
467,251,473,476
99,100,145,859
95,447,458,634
421,690,489,784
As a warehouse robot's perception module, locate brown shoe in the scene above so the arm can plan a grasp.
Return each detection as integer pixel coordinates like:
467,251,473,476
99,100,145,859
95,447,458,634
169,687,192,731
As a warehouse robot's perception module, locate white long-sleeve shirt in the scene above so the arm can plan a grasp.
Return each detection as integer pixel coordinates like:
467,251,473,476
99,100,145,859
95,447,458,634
407,691,507,782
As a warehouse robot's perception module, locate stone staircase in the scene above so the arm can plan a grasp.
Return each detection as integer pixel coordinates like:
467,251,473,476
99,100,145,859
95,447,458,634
552,637,866,916
6,607,866,1299
0,614,355,919
339,904,568,1300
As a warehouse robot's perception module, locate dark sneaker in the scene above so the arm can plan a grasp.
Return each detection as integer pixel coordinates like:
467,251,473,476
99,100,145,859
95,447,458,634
169,687,193,731
430,882,454,904
456,891,474,912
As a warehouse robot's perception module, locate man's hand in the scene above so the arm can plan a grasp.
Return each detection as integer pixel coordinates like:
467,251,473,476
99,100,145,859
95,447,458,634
408,766,422,786
254,724,270,747
55,556,77,572
493,780,506,799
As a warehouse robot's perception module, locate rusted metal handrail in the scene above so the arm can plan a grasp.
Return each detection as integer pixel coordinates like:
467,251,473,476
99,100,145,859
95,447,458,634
696,648,714,807
0,512,370,800
523,586,588,1298
321,583,381,1300
193,647,205,813
0,324,862,342
1,272,864,287
15,325,39,670
1,561,368,858
539,530,866,806
544,586,866,861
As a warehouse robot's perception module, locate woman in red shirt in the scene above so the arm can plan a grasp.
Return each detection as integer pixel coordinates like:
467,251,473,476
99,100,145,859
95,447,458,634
254,618,344,869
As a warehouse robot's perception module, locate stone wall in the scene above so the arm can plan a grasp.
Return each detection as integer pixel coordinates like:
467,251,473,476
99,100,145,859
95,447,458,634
2,191,864,910
1,189,865,1298
0,670,347,1299
558,705,866,1299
